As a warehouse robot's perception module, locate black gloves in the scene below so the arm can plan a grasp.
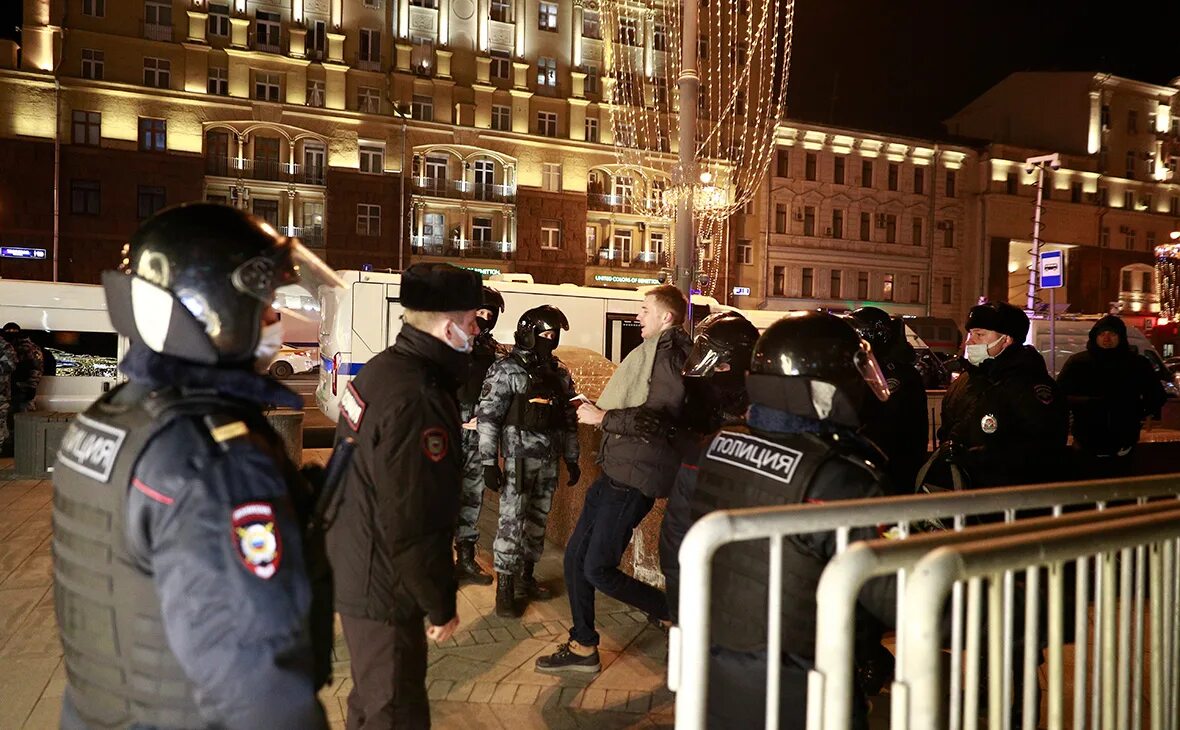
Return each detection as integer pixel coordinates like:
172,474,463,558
483,464,504,493
565,460,581,486
634,408,676,443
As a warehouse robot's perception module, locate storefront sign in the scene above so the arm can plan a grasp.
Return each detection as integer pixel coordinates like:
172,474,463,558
593,274,662,286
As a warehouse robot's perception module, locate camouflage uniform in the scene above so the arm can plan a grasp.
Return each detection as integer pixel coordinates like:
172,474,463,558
476,349,579,574
0,337,16,446
9,335,44,413
456,333,506,542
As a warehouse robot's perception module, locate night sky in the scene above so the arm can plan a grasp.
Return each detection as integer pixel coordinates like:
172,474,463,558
1,1,1177,139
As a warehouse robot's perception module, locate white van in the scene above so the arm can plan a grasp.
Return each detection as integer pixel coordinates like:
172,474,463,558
316,271,726,421
0,279,128,411
1026,316,1178,396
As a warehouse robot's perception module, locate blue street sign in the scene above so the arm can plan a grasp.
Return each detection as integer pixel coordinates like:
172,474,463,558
0,247,47,260
1039,250,1063,289
732,286,751,296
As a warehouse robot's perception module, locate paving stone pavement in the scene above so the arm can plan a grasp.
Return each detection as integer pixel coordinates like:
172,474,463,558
0,457,677,730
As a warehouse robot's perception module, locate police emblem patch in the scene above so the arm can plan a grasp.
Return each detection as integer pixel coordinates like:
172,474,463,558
339,382,367,431
980,413,999,434
1033,384,1054,405
886,377,901,394
422,427,449,462
231,502,282,579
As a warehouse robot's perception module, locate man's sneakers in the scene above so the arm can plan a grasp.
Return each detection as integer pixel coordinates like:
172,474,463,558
534,641,601,674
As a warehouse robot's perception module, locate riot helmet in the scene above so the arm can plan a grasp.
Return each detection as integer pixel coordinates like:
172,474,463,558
103,202,343,366
515,305,569,358
684,311,760,378
477,286,506,335
848,306,899,358
682,311,759,430
747,311,889,428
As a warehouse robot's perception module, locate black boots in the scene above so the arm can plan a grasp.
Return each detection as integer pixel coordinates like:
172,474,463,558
455,541,493,586
495,573,519,618
514,561,552,600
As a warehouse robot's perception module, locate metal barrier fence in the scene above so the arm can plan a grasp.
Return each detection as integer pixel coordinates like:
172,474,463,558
812,500,1180,730
900,507,1180,730
671,473,1180,730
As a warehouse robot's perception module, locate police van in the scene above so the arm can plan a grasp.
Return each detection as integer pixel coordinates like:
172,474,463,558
315,270,727,422
0,279,127,411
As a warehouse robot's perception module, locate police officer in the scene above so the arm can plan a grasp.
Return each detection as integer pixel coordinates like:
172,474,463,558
690,311,895,729
848,306,929,494
328,262,482,729
476,305,580,618
657,310,759,622
937,302,1068,489
0,334,16,456
454,285,507,586
52,203,337,729
2,322,44,414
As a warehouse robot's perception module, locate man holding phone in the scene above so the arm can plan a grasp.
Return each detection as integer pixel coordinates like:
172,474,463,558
536,285,691,674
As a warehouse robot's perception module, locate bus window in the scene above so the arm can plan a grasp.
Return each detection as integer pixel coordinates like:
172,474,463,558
22,330,119,378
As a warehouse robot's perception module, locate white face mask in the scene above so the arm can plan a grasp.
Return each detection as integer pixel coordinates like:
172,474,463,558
964,338,1002,366
445,320,472,353
254,321,284,370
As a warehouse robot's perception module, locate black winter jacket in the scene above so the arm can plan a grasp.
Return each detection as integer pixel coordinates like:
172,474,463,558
1056,320,1167,456
860,344,929,494
327,325,467,626
938,344,1069,488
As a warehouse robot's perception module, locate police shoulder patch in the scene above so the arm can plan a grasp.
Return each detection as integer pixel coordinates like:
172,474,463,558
339,382,367,431
705,431,805,485
1033,384,1054,405
58,413,128,483
231,501,282,579
422,427,449,463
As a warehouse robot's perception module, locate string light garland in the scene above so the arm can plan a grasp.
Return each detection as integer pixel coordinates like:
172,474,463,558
1156,243,1180,320
598,0,794,295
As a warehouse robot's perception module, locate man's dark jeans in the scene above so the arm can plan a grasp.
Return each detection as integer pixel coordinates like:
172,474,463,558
564,474,668,647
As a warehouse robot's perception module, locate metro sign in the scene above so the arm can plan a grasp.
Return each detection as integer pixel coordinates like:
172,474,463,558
0,247,47,260
732,286,751,296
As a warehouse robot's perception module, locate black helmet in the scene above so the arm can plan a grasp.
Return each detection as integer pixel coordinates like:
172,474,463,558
477,286,505,334
515,305,569,357
848,306,899,357
684,311,760,378
103,202,342,366
747,311,889,428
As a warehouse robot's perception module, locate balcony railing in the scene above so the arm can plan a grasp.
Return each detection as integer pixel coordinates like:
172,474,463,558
357,58,382,72
412,178,516,203
143,22,172,41
254,34,282,54
412,237,512,260
204,157,326,186
587,192,637,213
587,250,664,270
281,226,325,249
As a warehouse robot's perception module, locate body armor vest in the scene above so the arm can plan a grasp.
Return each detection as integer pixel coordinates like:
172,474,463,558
458,336,499,406
503,354,565,431
53,386,275,728
691,428,837,656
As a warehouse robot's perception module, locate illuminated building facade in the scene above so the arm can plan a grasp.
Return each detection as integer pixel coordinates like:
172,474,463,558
948,72,1180,317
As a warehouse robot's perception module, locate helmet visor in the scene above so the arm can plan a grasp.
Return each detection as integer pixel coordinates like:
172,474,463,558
854,341,891,402
265,239,346,321
683,339,726,378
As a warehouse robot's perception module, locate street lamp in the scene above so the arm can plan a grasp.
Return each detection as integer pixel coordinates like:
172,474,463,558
1024,152,1061,312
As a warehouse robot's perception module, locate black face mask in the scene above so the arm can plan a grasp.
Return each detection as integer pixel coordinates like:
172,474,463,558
476,316,494,335
1,331,17,343
533,333,558,358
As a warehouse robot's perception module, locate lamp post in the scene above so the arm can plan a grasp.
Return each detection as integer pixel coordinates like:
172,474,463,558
1024,152,1060,312
674,0,700,317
